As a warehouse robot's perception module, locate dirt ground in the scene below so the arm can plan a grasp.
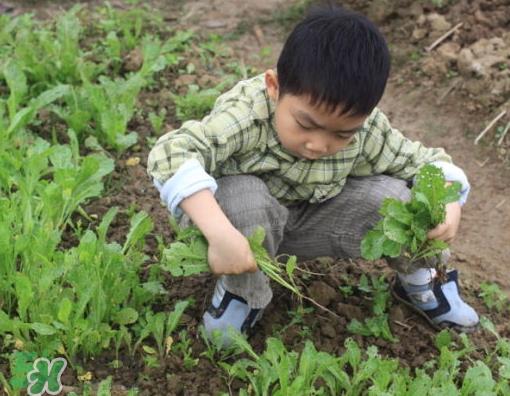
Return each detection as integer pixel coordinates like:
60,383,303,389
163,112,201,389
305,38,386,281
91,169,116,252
2,0,509,394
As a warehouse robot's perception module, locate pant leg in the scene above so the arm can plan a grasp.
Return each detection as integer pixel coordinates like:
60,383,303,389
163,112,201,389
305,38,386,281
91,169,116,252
180,175,289,309
277,175,448,273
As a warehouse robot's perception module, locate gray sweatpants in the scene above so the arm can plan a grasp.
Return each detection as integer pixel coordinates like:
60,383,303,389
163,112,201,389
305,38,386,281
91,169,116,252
182,175,446,309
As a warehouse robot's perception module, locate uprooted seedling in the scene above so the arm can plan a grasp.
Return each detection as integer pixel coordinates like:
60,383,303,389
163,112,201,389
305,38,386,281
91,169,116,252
161,223,340,317
361,164,461,281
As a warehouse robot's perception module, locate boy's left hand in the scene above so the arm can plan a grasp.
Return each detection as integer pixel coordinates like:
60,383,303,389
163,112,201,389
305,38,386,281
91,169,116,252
427,201,462,242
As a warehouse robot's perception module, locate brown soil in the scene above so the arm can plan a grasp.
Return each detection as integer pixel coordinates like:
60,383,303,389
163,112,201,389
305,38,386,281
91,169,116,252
2,0,509,394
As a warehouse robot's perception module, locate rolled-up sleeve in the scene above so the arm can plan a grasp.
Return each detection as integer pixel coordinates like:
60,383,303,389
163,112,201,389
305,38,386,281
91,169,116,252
147,98,259,216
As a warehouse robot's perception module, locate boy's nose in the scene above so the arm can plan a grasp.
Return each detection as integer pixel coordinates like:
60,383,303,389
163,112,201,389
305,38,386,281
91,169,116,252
305,141,329,154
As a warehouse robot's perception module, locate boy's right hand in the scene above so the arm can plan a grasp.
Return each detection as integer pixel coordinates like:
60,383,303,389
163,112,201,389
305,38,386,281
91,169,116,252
179,189,258,275
207,226,258,275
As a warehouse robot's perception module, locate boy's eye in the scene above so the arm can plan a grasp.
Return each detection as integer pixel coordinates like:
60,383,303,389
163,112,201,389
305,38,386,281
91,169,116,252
335,128,361,140
296,120,313,130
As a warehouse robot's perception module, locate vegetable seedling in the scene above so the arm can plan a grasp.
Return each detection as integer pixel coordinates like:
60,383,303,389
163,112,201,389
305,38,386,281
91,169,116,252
361,164,461,281
162,224,338,316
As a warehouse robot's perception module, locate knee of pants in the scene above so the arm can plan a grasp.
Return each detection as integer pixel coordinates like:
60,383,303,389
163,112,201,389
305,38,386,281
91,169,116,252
215,176,289,252
363,176,411,213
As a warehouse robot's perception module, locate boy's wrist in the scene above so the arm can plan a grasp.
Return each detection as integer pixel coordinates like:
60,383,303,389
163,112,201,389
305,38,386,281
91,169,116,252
179,189,235,242
200,217,236,244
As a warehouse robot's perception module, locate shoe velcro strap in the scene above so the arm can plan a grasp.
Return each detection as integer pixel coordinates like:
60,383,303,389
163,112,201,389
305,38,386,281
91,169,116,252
423,269,459,319
207,290,248,319
241,308,262,332
207,290,261,332
395,270,459,320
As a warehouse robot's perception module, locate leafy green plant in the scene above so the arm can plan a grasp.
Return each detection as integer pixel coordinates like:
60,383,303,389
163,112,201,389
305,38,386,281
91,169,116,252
479,282,509,312
174,330,199,369
133,300,191,359
96,3,158,52
221,331,510,395
173,84,222,122
275,306,313,339
148,108,167,135
7,7,99,90
198,34,231,66
224,332,345,396
68,376,140,396
199,325,239,363
361,164,461,270
162,224,302,299
347,275,397,342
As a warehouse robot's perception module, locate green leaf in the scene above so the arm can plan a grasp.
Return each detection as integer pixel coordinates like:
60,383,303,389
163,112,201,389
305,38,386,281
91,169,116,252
142,345,157,355
97,207,119,244
435,329,452,350
14,273,33,321
444,182,462,204
380,199,413,225
461,361,495,393
114,308,139,325
57,298,73,324
249,226,266,247
383,216,409,244
31,323,57,335
360,230,386,260
498,357,510,379
31,85,71,110
162,241,209,276
286,255,297,278
3,60,27,117
382,239,401,257
123,211,153,254
166,300,190,335
97,376,113,396
413,191,430,209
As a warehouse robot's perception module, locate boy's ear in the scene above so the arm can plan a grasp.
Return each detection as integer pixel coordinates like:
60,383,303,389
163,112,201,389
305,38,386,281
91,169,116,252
264,69,279,101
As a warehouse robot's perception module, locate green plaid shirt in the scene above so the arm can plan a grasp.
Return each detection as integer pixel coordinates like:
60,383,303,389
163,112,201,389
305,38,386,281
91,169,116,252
147,74,451,205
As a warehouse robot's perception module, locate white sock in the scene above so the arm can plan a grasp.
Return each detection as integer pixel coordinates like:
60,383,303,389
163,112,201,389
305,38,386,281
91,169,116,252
398,267,437,286
398,268,438,310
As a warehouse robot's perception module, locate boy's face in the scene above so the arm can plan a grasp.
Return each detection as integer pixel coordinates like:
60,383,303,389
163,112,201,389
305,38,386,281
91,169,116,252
265,70,368,160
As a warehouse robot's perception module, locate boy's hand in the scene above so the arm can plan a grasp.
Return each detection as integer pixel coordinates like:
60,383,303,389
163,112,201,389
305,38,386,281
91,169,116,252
207,226,258,275
427,201,462,242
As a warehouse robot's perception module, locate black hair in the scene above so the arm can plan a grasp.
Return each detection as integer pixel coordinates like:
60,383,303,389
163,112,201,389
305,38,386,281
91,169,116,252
276,4,390,116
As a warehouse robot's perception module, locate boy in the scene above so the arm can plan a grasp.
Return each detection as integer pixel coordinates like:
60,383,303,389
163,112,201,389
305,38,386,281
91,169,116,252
147,5,479,343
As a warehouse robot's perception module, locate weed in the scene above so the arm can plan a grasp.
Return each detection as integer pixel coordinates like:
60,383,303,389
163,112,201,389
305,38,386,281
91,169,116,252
409,50,422,62
133,300,191,359
271,0,312,29
175,330,199,369
479,282,508,312
172,84,222,122
148,108,167,135
347,275,397,342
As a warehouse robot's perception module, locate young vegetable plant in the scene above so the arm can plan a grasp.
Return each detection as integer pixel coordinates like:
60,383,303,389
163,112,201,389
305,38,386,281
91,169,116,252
346,275,397,342
479,282,509,312
162,223,343,318
361,164,461,278
162,224,302,297
133,299,191,359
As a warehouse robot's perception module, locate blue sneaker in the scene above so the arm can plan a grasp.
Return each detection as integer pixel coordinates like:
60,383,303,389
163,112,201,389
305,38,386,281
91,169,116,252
203,278,264,346
392,269,479,331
